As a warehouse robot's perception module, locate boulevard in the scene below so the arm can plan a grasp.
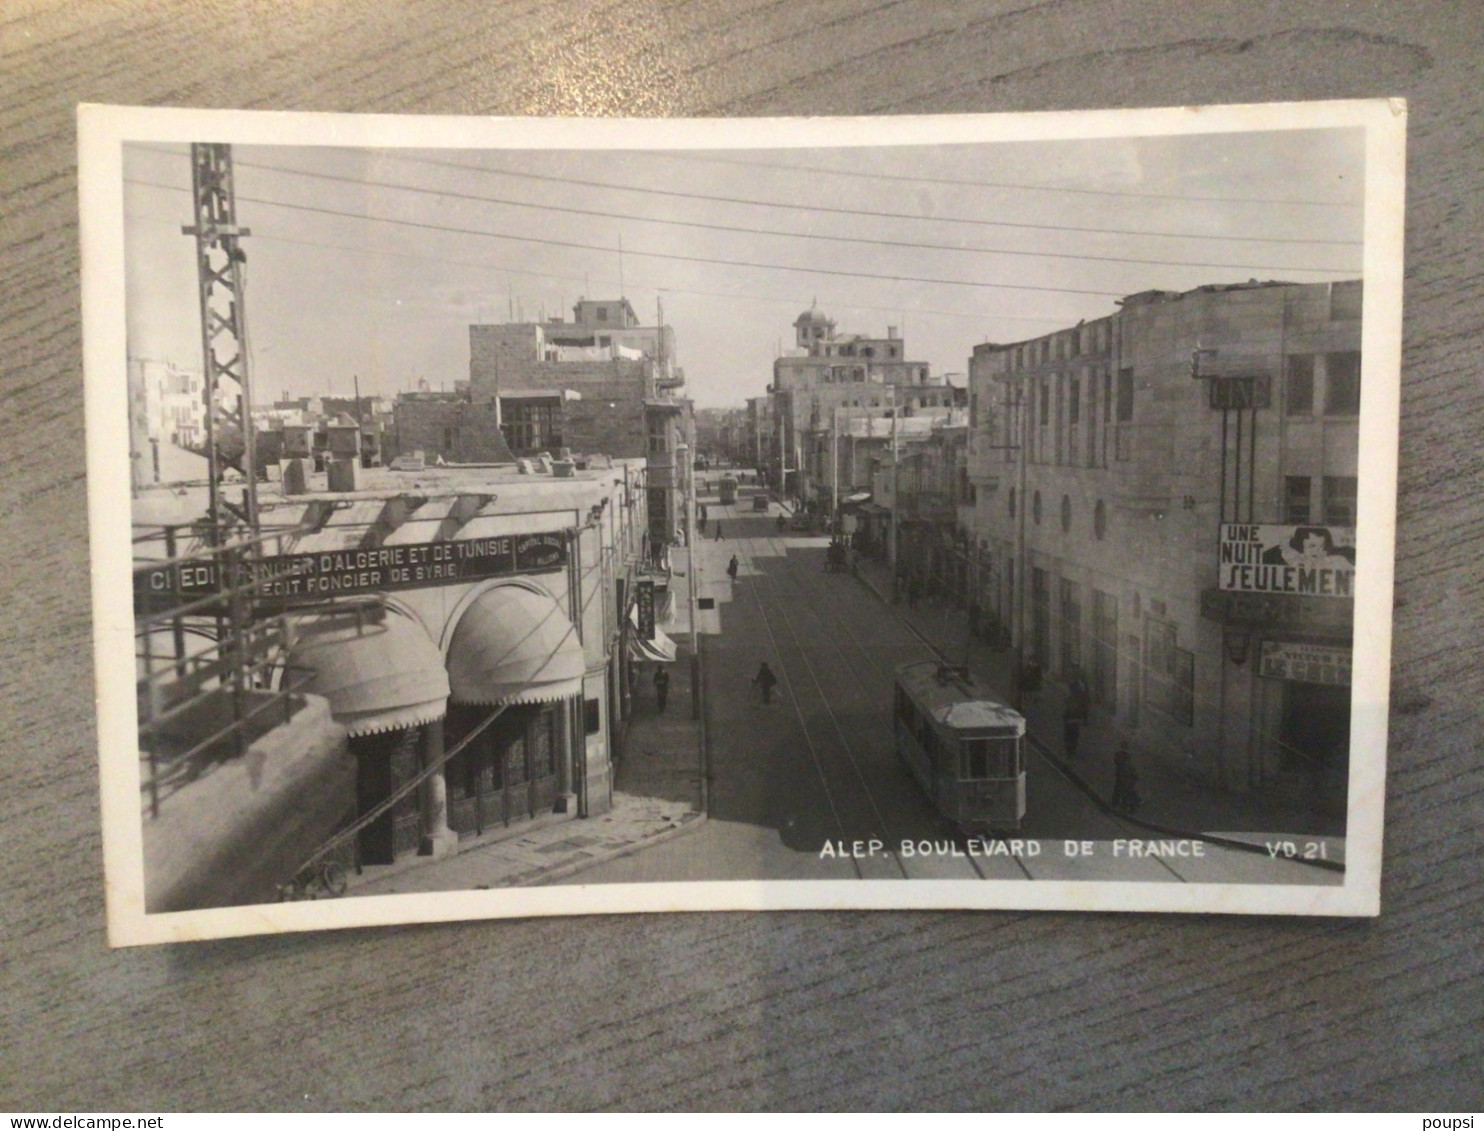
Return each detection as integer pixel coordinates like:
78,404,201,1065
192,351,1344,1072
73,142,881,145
565,481,1345,889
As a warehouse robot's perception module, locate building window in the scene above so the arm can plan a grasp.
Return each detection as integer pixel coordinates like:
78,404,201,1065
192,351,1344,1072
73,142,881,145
1115,369,1134,422
1285,355,1316,416
1031,568,1050,665
1068,377,1081,465
1094,499,1107,540
1008,487,1017,519
1284,476,1313,524
1060,494,1072,533
1091,589,1117,708
1032,490,1042,525
584,698,601,735
1330,281,1363,321
1145,621,1194,727
1114,368,1134,461
502,400,561,454
1325,352,1362,415
1323,476,1358,526
1038,382,1050,463
1060,578,1081,676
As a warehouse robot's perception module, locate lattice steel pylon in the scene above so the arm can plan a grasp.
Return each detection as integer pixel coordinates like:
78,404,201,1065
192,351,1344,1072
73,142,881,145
184,142,259,541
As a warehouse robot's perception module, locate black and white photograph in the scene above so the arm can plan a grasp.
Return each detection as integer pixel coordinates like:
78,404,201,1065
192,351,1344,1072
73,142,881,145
82,101,1404,944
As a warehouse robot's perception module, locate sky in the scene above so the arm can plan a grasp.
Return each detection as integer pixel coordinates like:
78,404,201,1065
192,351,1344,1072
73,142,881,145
122,125,1365,408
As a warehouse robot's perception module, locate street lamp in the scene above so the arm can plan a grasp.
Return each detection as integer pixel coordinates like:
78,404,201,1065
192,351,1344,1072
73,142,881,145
676,441,701,719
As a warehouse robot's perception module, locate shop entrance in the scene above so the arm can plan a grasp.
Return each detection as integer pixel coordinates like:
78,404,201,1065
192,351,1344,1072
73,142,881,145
1280,680,1351,811
443,701,562,838
351,726,424,866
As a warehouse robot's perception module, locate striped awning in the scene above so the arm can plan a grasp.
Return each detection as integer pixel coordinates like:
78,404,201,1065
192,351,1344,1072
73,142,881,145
628,627,678,664
446,585,585,706
288,610,449,737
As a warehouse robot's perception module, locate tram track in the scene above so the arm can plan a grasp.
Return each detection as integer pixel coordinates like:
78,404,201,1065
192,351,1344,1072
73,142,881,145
731,529,867,880
739,527,996,879
747,561,914,880
772,545,1012,880
726,508,1162,881
823,548,1345,879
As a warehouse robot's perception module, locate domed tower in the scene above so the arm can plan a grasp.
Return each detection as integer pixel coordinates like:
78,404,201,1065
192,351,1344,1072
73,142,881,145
793,303,836,352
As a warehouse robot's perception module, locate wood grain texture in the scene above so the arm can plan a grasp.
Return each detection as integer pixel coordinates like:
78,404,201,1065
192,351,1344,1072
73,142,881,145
2,0,1480,1111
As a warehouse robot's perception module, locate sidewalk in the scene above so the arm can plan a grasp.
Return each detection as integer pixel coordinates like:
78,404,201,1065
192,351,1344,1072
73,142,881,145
346,560,708,897
850,553,1340,838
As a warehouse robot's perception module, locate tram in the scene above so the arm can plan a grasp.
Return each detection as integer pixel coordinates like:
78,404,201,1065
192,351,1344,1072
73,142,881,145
718,475,738,505
893,660,1026,833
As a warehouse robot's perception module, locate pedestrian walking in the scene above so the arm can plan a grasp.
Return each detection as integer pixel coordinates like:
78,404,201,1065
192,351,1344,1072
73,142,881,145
1111,747,1141,811
753,661,778,705
653,665,670,713
727,554,739,582
1020,655,1043,708
714,521,723,541
1063,667,1090,758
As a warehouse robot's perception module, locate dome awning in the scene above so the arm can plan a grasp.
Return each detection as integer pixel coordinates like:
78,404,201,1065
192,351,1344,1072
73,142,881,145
446,586,585,706
288,610,449,737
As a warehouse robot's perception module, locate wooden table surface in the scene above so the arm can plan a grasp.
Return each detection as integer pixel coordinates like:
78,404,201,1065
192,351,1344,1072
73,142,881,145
3,0,1480,1111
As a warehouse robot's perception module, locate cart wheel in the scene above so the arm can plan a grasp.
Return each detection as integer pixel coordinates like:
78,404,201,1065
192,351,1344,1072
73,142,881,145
320,860,348,897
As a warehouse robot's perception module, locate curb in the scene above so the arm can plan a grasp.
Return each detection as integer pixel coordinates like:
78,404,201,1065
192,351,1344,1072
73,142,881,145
521,809,708,887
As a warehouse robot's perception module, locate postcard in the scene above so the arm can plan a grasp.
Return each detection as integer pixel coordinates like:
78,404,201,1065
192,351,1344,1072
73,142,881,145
79,100,1404,944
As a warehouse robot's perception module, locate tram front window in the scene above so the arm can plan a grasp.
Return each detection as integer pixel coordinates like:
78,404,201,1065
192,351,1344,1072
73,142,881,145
960,737,1015,781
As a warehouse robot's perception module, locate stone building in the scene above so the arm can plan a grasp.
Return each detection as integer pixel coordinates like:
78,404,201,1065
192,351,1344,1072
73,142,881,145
134,457,652,908
965,279,1363,812
462,298,691,548
767,305,946,500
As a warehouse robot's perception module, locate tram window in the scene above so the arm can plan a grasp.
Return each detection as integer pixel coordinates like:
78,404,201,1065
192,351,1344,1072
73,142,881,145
960,737,1014,780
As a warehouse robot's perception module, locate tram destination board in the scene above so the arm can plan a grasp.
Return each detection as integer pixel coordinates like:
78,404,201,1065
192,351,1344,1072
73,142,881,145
134,532,568,611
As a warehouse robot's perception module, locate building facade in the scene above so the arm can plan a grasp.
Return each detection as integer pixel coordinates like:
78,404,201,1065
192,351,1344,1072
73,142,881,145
767,306,947,500
965,279,1362,810
134,457,653,908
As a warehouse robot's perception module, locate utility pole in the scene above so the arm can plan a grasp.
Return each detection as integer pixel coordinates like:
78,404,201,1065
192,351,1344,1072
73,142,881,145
678,441,700,720
888,396,900,580
1013,382,1029,709
831,406,840,529
184,142,258,538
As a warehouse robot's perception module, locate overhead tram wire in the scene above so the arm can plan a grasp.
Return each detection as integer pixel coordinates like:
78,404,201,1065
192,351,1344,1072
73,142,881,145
122,177,1129,299
121,207,1106,335
198,158,1362,276
384,151,1365,248
130,142,1364,249
671,151,1367,210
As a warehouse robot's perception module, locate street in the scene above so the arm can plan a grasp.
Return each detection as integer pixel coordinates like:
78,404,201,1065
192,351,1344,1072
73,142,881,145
567,483,1344,888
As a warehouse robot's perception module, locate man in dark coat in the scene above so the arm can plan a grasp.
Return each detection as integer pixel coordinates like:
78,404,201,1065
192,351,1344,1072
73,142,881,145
653,665,670,713
1111,747,1141,811
1063,667,1091,758
754,661,778,705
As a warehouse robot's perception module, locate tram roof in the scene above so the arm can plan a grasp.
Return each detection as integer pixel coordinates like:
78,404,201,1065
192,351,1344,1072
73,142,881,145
895,661,1025,733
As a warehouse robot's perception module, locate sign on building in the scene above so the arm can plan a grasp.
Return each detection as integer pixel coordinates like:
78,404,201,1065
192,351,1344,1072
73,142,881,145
635,578,656,641
136,532,569,610
1217,524,1355,598
1259,641,1352,686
